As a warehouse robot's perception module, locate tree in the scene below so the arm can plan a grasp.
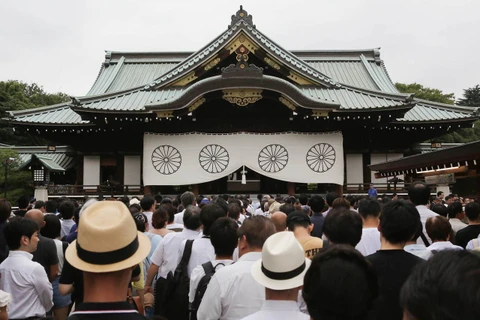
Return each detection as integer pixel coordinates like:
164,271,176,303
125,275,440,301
0,80,70,146
395,83,455,104
0,148,33,204
457,85,480,107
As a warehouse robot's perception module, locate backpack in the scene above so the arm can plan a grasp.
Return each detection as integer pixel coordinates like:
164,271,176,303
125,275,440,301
190,261,225,320
158,239,194,320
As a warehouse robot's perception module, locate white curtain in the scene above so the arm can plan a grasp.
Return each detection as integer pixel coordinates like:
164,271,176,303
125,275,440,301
143,132,344,186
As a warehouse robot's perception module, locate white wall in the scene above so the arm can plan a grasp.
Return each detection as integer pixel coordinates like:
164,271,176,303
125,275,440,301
83,156,100,189
346,154,363,185
370,153,405,185
124,155,141,186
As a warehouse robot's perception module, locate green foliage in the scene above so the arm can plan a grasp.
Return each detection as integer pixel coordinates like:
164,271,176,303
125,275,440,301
0,80,70,146
395,82,455,104
0,149,33,204
457,85,480,107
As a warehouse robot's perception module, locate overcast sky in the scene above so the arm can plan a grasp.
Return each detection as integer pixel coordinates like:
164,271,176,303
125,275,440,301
1,0,479,100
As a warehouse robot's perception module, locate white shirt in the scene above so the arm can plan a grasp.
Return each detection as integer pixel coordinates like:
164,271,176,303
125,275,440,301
427,241,463,252
415,205,438,244
197,252,264,320
0,251,53,318
404,244,432,260
466,235,480,250
53,238,66,274
174,209,186,225
179,237,215,277
241,300,309,320
60,219,76,238
449,218,467,234
144,211,153,231
150,228,200,279
189,259,233,303
239,214,246,224
322,208,332,217
355,228,381,256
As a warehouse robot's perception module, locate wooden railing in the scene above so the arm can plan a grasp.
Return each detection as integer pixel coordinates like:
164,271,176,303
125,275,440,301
47,185,144,197
343,182,409,194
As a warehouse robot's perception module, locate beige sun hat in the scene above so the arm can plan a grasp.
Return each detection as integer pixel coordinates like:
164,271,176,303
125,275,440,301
251,231,311,290
65,201,151,273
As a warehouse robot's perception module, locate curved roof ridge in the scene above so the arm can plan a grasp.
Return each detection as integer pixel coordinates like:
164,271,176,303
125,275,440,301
8,102,72,116
414,99,478,112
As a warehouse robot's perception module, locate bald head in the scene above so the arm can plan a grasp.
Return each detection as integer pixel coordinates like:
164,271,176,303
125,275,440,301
270,211,287,232
25,209,45,229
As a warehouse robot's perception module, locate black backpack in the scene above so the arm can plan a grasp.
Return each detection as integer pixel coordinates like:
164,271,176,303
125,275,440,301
158,239,194,320
190,261,225,320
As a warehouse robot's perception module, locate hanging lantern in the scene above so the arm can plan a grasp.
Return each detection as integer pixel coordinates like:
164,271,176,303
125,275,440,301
241,165,247,185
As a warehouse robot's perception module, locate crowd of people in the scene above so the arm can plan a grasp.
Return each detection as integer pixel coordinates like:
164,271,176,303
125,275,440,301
0,181,479,320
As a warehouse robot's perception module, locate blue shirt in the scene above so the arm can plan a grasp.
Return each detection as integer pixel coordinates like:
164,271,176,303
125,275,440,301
368,188,378,198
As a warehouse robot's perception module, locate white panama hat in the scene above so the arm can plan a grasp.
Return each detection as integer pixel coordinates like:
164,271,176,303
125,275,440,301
251,231,311,290
65,201,151,273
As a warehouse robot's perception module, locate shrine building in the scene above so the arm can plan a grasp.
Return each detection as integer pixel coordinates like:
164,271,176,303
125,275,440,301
7,7,479,197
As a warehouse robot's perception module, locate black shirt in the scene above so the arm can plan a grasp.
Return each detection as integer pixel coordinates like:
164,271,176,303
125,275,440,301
456,225,480,248
310,212,325,238
32,234,59,276
68,301,147,320
366,250,424,320
13,209,27,217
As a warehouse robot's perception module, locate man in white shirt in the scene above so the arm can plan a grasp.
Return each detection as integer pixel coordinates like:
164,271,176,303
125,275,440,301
243,231,310,320
355,199,381,256
140,196,156,231
0,217,53,318
189,217,237,315
179,203,226,276
197,216,276,320
408,181,438,244
145,206,201,311
174,191,196,225
426,216,463,252
448,202,468,233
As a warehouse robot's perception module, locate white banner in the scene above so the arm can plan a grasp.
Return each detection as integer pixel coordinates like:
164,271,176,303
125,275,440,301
143,132,344,186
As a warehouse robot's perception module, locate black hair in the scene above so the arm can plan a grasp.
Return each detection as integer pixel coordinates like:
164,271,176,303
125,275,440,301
129,205,140,215
41,214,61,239
45,200,57,214
464,202,480,221
140,196,155,212
200,204,227,236
431,204,448,217
133,213,148,232
408,181,431,206
447,202,463,219
3,216,39,250
299,194,308,206
119,196,130,207
0,199,11,223
17,195,30,209
410,219,424,242
183,205,201,230
346,195,357,207
379,200,419,244
161,197,173,205
286,211,311,231
400,250,480,320
326,192,339,207
210,217,238,256
279,203,295,215
309,195,326,213
323,208,363,247
58,200,75,220
34,200,45,209
303,245,378,320
257,194,263,201
436,191,444,197
161,203,176,224
152,206,169,229
227,203,241,221
154,194,163,205
180,191,195,207
357,199,381,220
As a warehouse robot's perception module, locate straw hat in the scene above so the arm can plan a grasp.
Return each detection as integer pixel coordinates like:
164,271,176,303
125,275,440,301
65,201,151,273
251,231,310,290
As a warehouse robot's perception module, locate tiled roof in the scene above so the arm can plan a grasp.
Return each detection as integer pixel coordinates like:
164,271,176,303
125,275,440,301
18,152,75,172
9,104,89,125
398,102,477,123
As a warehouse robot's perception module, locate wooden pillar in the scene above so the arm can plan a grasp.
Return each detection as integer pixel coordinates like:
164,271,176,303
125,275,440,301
287,182,295,196
334,184,344,196
192,184,199,197
144,186,151,196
